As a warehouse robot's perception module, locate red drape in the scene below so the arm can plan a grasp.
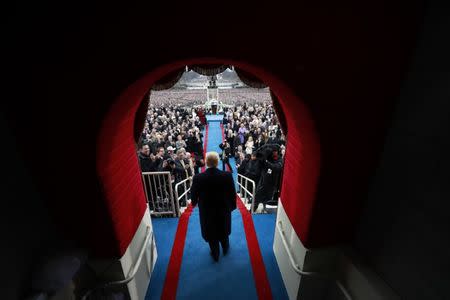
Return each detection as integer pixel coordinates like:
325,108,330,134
235,67,268,89
189,64,230,76
134,91,150,144
270,90,288,135
151,68,185,91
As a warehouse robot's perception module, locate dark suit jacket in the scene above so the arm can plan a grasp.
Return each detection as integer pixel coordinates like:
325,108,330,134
219,143,232,161
190,167,237,241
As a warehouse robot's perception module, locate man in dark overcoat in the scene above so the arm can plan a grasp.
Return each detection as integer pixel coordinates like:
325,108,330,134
218,140,233,172
190,151,237,261
253,148,283,212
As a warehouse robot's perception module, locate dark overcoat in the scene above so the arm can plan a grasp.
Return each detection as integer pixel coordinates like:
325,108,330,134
244,159,263,187
138,153,153,172
255,158,283,204
190,167,237,241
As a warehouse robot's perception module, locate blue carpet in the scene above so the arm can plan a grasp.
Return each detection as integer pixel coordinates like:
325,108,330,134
145,217,179,300
176,117,257,299
206,114,224,122
204,115,287,298
145,115,287,299
204,119,238,188
176,208,259,300
205,120,226,158
253,214,289,300
210,115,287,298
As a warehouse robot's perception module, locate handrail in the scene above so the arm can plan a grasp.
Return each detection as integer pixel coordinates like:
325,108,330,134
277,220,353,299
237,173,256,212
174,177,192,200
174,176,192,216
142,171,177,217
81,226,153,300
142,171,171,176
336,280,353,300
276,220,320,276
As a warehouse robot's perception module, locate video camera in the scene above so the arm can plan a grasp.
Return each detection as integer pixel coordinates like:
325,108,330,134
254,144,281,161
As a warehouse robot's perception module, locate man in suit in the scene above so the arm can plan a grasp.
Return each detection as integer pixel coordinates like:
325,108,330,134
218,140,233,171
190,151,237,262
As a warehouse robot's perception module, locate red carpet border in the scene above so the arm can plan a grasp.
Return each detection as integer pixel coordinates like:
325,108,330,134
161,123,208,299
236,196,273,299
201,124,209,173
161,120,273,300
221,122,273,299
161,204,193,300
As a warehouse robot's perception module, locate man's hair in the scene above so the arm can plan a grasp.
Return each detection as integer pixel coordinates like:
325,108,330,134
205,152,219,168
176,148,186,155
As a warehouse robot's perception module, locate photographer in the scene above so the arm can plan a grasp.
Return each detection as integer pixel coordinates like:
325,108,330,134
174,149,191,181
244,151,263,193
161,158,176,179
174,149,192,206
237,153,251,175
252,145,283,213
194,154,205,175
237,153,250,192
192,133,204,157
138,144,153,172
139,144,160,210
219,140,233,172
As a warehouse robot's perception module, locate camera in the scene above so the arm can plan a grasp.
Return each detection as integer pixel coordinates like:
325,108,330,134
255,144,280,161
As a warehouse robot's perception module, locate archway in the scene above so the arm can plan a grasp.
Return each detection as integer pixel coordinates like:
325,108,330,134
96,58,321,259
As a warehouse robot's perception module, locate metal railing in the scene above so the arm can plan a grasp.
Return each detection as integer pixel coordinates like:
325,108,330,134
276,220,320,277
81,226,153,300
237,173,256,213
174,176,193,217
142,172,177,217
276,220,353,299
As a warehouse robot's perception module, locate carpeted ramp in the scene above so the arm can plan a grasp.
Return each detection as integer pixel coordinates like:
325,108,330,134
253,214,289,300
145,218,179,299
205,118,237,187
176,208,258,299
146,115,288,300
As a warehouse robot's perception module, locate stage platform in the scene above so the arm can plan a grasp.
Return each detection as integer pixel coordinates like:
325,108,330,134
146,116,288,300
206,114,224,122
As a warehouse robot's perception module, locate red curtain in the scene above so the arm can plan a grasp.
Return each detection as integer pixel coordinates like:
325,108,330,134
151,68,185,91
189,64,230,76
235,67,268,89
134,90,150,144
270,90,288,135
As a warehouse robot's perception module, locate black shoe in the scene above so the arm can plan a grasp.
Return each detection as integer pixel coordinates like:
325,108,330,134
210,251,219,262
222,245,229,255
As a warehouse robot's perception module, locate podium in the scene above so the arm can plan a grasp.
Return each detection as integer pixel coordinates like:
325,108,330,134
211,100,218,114
207,85,219,114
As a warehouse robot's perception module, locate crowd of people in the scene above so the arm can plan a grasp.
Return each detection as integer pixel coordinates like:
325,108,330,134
148,90,205,107
138,90,286,213
219,102,286,212
138,104,207,178
137,104,209,211
148,88,271,107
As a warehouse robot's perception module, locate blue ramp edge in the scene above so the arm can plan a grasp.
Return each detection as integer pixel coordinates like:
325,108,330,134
176,208,259,300
253,214,289,300
206,114,224,122
145,114,287,300
205,119,238,188
145,217,179,300
176,116,257,299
